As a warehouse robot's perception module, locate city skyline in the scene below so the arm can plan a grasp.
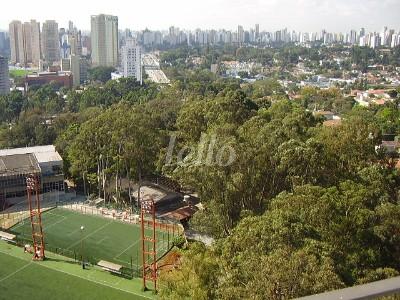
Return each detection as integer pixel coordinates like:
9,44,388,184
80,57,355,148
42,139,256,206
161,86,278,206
0,0,399,33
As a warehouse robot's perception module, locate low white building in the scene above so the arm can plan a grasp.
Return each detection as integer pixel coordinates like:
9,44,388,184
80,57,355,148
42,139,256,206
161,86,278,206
354,90,392,107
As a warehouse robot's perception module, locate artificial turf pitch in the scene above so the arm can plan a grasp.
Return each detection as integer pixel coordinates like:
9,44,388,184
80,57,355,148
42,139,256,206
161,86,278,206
0,241,155,300
9,207,171,268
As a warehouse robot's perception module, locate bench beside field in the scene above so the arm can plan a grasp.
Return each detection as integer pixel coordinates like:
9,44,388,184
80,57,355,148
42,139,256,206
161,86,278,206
0,230,16,242
98,260,123,275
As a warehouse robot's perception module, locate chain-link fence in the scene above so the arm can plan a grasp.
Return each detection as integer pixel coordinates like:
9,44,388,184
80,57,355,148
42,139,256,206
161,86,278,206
12,234,142,279
2,201,183,279
0,211,31,230
56,200,184,235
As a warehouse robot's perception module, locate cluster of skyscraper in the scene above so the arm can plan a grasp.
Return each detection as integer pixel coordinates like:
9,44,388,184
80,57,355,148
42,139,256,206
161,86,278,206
4,14,142,87
8,20,70,67
0,18,398,93
138,25,400,49
7,19,88,87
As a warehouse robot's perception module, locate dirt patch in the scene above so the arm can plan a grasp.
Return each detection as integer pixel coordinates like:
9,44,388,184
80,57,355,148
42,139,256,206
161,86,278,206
157,249,182,273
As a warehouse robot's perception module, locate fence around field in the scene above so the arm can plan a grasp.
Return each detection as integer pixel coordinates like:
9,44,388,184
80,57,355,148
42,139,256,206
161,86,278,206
56,201,184,235
2,200,184,279
12,235,141,279
13,232,174,279
0,191,73,229
1,200,184,235
0,211,29,230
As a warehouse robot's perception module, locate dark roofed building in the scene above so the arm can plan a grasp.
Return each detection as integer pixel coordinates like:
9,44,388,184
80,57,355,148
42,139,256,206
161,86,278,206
0,145,64,210
23,72,73,90
0,153,40,177
160,205,199,222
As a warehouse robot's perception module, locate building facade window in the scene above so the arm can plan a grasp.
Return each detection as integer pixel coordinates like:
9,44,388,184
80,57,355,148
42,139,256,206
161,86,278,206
43,181,65,193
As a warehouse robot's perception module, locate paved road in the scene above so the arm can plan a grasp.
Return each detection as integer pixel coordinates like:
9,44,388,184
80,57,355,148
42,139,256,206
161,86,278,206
142,53,170,84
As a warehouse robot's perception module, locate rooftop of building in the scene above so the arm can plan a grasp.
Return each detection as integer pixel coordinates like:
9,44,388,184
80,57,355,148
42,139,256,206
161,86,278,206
26,72,72,78
0,145,62,164
0,153,40,177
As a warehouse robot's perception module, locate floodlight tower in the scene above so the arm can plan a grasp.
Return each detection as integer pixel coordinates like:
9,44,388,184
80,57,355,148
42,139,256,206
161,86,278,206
26,174,45,260
140,199,157,292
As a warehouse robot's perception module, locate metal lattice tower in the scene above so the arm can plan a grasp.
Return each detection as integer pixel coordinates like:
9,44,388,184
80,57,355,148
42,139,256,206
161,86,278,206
26,174,45,260
140,199,157,292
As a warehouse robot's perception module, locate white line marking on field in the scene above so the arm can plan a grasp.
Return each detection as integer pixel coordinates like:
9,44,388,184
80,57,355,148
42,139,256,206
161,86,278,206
44,216,67,231
66,221,113,250
86,272,123,286
114,278,123,286
0,262,32,283
114,239,140,259
96,236,109,245
67,227,82,236
47,212,68,218
0,249,153,299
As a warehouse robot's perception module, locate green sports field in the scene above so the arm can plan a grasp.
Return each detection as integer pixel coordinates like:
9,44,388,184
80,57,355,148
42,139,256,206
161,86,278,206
9,69,33,78
0,241,155,300
9,208,173,269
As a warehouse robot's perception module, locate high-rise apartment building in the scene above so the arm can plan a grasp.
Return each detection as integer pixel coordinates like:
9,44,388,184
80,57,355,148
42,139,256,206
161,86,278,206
9,20,41,67
79,57,88,84
0,56,10,95
0,32,7,57
70,54,80,87
30,20,42,66
121,38,142,84
68,21,74,33
255,24,260,42
22,22,33,65
237,25,244,45
91,14,118,67
9,21,24,65
0,32,6,52
42,20,60,64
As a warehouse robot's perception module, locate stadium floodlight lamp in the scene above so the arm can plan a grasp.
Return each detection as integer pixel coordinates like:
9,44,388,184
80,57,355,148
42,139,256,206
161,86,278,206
141,200,154,214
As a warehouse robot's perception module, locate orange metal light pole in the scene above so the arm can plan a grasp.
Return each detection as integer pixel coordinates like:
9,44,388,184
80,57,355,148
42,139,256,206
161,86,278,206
26,174,45,260
35,177,45,258
141,203,146,290
140,199,157,293
152,202,157,292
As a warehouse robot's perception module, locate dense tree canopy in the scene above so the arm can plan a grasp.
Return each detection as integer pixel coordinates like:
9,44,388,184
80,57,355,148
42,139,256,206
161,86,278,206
88,66,116,83
0,54,399,299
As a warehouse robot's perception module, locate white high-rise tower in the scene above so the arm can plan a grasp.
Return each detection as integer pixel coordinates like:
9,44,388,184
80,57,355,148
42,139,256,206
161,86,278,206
121,38,142,84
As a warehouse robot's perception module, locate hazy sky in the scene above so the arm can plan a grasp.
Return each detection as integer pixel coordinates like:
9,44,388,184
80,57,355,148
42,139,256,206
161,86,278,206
1,0,399,32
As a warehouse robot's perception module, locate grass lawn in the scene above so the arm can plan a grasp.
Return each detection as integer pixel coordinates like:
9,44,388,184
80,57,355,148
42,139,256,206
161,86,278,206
9,69,32,78
9,208,172,269
0,241,156,300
